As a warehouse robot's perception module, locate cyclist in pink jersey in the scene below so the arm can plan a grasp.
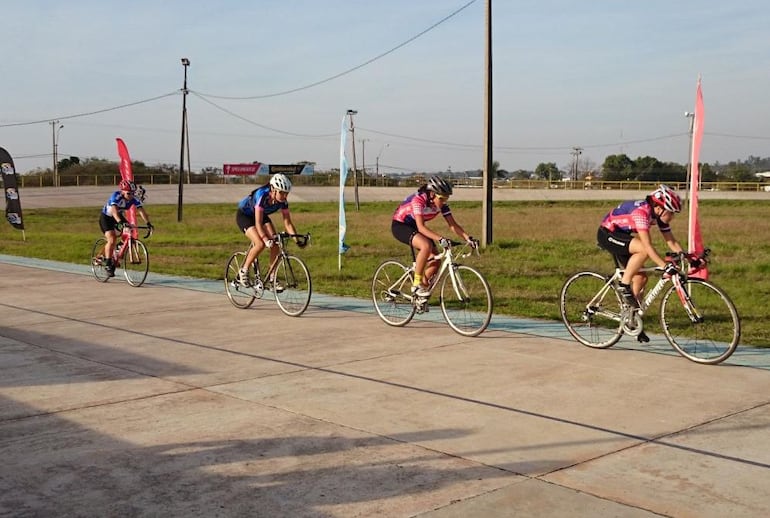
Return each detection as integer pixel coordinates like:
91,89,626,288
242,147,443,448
597,184,685,313
391,175,476,297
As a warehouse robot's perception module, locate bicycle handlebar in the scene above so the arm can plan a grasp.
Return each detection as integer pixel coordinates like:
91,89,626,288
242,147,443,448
118,222,153,239
276,232,311,248
664,248,711,274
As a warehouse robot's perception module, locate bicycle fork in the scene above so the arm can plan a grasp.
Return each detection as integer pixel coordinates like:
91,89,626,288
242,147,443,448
670,275,704,324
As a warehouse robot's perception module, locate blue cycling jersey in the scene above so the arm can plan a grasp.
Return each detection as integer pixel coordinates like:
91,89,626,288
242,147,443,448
101,191,143,216
237,184,289,217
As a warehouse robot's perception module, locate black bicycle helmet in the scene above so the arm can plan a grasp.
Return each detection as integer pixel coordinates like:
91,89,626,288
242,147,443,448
426,175,453,196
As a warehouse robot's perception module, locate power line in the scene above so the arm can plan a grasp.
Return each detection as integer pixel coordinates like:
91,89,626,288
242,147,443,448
193,0,479,100
191,92,338,138
0,91,179,128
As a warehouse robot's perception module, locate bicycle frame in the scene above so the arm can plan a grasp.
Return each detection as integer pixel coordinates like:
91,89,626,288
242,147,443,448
405,243,476,303
255,232,308,284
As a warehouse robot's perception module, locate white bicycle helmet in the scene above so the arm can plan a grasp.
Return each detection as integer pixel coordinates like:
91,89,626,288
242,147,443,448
426,175,453,196
649,184,682,213
269,173,292,193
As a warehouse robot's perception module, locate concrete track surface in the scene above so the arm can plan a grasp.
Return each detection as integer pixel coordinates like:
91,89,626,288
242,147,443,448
0,256,768,517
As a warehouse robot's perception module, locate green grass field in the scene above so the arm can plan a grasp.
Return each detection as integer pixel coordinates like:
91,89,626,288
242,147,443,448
2,200,768,346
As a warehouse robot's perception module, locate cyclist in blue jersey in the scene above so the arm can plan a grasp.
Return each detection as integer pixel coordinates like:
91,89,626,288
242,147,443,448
391,175,476,297
597,184,685,317
99,179,153,277
235,173,304,289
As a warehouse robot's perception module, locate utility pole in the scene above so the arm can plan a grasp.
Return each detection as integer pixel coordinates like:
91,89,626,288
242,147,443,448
685,111,695,190
481,0,493,247
360,138,369,187
347,110,360,210
376,143,389,186
571,147,583,182
178,57,190,222
50,120,63,187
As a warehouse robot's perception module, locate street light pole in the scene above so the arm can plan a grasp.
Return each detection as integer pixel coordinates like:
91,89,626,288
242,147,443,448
51,121,63,187
360,138,369,187
346,109,360,210
376,143,389,186
685,111,695,190
178,57,190,222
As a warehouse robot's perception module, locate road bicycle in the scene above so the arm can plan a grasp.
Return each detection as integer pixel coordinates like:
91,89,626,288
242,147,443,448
224,232,312,317
559,249,740,365
91,224,153,287
371,239,493,337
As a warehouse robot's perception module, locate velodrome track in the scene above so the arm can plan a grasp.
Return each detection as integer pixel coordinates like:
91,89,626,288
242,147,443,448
1,185,768,516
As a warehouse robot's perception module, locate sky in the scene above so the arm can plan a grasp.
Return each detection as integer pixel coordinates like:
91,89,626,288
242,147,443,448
3,0,770,176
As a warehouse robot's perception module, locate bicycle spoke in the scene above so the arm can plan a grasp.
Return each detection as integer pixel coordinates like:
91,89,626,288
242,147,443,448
439,265,492,337
274,255,312,317
371,260,415,327
660,279,740,364
224,252,257,309
560,272,623,348
90,238,110,283
122,239,149,287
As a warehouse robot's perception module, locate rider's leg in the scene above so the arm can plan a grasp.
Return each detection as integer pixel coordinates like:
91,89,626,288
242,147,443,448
243,226,266,269
104,229,117,260
623,237,649,297
410,233,433,289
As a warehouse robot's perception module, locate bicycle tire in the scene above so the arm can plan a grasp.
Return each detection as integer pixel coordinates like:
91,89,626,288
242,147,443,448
560,271,624,348
90,238,111,283
371,260,416,327
273,255,312,317
122,239,150,287
660,278,741,365
224,252,257,309
439,265,493,337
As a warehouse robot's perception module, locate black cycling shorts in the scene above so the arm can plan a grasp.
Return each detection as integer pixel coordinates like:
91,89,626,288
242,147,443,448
597,226,633,267
99,212,119,233
391,220,418,246
236,210,272,234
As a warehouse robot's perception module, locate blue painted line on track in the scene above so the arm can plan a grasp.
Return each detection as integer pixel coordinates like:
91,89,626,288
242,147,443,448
2,254,767,370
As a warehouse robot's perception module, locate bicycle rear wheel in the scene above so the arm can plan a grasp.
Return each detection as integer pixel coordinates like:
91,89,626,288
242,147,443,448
90,238,110,283
660,279,740,364
122,239,149,287
273,255,312,317
439,265,493,337
371,260,416,327
560,271,623,348
224,252,257,309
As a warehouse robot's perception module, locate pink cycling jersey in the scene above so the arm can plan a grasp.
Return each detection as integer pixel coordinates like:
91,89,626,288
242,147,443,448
392,191,451,225
600,200,670,233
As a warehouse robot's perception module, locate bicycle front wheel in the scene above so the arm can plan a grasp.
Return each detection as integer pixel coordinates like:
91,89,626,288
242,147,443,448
371,260,416,327
439,265,493,337
660,279,740,365
274,255,312,317
90,238,110,283
224,252,257,309
560,271,623,348
122,239,149,287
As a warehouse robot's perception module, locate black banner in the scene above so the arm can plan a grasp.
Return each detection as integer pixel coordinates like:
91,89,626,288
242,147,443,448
1,147,24,230
268,164,306,175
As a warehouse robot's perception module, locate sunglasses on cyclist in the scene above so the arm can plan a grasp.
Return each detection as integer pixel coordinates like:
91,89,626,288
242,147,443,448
435,194,450,201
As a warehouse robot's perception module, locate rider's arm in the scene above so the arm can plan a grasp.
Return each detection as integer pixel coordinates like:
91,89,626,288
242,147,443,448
414,212,442,241
108,205,123,223
637,229,667,268
282,210,298,238
660,229,684,255
136,206,150,223
444,214,470,241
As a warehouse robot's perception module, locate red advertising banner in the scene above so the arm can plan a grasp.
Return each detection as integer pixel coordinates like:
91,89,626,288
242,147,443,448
223,163,261,176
